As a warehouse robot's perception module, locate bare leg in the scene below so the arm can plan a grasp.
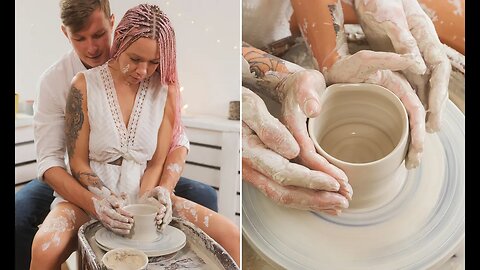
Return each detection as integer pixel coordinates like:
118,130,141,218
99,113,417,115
171,195,240,266
30,202,90,270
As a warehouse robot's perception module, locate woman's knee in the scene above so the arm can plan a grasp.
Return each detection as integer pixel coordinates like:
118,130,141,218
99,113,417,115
30,231,75,268
30,203,88,268
225,220,240,242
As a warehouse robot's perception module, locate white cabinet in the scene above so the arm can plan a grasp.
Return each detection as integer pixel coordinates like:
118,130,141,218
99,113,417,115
15,114,36,185
182,116,241,226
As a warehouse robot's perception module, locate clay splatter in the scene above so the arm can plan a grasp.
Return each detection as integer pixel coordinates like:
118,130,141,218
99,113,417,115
447,0,463,16
167,163,182,174
122,64,130,74
40,208,76,251
203,214,213,228
174,200,198,222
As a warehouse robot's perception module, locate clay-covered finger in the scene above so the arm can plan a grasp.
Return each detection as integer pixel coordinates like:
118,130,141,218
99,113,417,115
156,204,167,218
366,70,425,169
326,50,417,84
290,69,325,118
156,213,165,222
402,1,450,132
107,207,134,225
425,60,450,132
115,207,134,221
243,162,349,211
282,96,349,189
243,87,300,159
103,214,133,235
243,132,340,191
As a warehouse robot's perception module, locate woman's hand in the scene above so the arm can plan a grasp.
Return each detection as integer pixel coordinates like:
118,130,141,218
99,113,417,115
140,186,173,231
355,0,451,133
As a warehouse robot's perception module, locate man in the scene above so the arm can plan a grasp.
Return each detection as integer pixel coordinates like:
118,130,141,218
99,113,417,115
15,1,217,269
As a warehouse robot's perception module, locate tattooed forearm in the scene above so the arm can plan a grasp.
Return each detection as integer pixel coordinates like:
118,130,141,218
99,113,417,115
242,42,291,78
242,42,304,102
65,86,84,157
72,169,111,197
72,170,102,189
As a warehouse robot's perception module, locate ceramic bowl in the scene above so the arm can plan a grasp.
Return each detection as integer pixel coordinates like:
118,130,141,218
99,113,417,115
101,247,148,270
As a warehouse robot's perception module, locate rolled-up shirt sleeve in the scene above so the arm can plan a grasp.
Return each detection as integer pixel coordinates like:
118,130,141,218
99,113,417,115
33,74,69,181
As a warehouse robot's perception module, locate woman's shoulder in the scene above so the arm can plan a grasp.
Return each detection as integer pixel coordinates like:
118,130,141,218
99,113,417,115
70,62,109,96
70,72,87,94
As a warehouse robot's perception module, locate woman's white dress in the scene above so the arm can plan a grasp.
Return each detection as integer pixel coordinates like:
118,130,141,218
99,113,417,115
52,62,168,207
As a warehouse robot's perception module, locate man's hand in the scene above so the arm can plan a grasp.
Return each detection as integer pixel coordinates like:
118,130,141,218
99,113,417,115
140,186,173,231
355,0,451,133
242,85,352,214
92,192,133,235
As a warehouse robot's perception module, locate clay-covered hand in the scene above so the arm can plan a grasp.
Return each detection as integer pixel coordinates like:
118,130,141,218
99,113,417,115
354,0,451,133
93,192,133,235
140,186,173,231
242,85,352,214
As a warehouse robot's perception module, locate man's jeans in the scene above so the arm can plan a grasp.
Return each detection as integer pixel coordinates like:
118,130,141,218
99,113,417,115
15,177,217,270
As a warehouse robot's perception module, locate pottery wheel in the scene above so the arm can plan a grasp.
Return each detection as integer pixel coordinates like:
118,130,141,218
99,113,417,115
95,225,187,257
242,100,464,269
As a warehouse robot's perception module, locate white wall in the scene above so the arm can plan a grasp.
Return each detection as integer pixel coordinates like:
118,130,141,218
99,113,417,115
15,0,240,118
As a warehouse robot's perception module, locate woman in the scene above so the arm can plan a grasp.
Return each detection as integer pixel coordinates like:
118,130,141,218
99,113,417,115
30,4,240,269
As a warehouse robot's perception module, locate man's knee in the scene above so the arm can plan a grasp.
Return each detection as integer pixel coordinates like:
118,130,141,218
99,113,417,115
15,180,53,229
201,184,218,201
176,177,218,212
15,191,37,228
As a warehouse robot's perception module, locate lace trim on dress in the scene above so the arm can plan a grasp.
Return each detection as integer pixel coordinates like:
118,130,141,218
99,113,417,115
100,63,148,150
127,78,149,147
101,64,128,150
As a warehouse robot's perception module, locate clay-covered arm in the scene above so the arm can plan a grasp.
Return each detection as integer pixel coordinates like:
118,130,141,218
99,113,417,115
138,85,175,196
139,84,177,231
291,0,464,54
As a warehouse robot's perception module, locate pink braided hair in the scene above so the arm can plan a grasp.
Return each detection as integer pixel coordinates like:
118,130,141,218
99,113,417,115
111,4,184,153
